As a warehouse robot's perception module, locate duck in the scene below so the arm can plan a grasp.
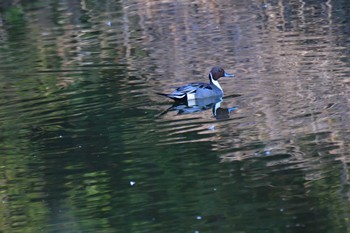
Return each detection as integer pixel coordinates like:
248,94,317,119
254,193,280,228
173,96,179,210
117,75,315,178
157,66,234,103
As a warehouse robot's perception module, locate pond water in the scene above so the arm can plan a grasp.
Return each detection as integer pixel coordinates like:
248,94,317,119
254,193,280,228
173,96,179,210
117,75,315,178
1,0,350,232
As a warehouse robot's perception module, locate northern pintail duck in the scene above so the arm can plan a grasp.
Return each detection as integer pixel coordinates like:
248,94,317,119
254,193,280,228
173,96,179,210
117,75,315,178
157,66,234,102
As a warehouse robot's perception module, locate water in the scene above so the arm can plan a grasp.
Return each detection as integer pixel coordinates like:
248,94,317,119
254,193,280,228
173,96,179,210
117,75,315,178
1,0,350,232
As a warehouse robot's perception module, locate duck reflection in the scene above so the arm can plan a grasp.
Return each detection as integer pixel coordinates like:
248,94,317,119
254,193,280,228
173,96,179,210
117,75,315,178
212,101,237,120
158,96,237,120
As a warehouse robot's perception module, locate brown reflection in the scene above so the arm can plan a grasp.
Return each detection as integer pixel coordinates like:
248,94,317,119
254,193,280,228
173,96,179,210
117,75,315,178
114,0,350,197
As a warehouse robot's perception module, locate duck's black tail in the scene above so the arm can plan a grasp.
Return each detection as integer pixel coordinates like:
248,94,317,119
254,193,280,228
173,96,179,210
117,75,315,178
156,92,170,98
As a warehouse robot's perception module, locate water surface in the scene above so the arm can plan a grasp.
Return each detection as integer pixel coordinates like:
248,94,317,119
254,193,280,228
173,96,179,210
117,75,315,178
1,0,350,232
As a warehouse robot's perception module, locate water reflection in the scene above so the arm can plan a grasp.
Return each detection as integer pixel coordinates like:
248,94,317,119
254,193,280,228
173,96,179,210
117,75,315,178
1,0,350,232
157,96,237,120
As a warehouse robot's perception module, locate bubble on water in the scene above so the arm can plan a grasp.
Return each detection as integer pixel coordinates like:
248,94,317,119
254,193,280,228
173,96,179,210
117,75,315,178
130,181,136,186
196,216,202,220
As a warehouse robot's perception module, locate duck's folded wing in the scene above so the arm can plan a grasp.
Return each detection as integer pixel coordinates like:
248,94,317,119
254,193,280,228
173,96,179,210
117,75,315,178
168,83,212,99
176,82,211,92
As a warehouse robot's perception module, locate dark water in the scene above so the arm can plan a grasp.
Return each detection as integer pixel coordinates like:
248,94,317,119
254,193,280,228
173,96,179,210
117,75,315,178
1,0,350,232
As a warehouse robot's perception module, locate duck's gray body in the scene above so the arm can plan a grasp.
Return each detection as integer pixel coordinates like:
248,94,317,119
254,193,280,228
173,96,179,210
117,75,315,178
158,66,234,102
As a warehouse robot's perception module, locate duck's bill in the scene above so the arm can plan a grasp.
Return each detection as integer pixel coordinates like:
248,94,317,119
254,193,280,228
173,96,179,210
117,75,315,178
224,72,234,77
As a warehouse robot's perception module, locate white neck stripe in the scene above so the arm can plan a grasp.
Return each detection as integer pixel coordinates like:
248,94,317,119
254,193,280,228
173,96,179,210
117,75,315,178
210,73,223,92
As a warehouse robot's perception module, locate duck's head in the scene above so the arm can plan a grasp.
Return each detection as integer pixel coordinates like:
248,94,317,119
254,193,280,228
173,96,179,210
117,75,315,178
209,66,234,81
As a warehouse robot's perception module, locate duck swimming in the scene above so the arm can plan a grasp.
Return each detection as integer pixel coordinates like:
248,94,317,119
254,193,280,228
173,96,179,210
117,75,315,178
157,66,234,102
